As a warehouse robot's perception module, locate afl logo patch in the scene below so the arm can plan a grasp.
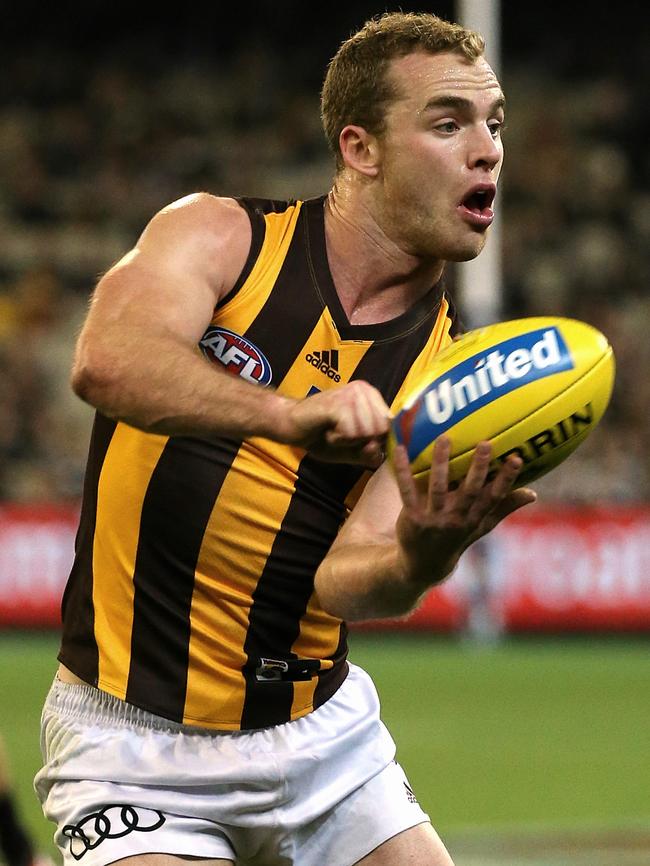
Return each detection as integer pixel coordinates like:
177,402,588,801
199,326,272,386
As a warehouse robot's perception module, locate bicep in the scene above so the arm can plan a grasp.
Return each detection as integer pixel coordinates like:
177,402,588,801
84,254,216,349
80,194,252,346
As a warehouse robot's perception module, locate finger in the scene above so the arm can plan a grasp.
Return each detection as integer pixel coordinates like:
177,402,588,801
363,382,393,424
428,435,451,512
391,444,420,511
325,410,366,442
457,441,492,509
489,453,525,499
326,384,390,441
358,438,386,469
356,385,392,437
476,486,538,534
465,453,523,525
324,427,388,457
315,438,382,467
352,389,385,438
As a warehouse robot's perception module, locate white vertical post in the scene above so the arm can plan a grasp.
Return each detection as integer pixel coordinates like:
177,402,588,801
456,0,503,328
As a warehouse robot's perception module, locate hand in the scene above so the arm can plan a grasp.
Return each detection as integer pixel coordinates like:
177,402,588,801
392,436,536,585
285,381,391,467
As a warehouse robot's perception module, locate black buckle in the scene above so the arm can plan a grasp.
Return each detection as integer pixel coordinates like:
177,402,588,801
255,657,321,683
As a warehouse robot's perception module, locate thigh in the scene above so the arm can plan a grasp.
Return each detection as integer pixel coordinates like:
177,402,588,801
354,822,455,866
293,759,435,866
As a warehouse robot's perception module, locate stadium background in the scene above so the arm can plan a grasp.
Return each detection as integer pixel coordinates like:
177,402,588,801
1,1,648,864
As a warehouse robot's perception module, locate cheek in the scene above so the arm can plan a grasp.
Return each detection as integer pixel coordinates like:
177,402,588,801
384,143,448,201
495,151,504,181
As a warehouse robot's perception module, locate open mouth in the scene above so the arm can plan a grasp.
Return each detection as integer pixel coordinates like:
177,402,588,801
461,186,496,214
459,185,496,228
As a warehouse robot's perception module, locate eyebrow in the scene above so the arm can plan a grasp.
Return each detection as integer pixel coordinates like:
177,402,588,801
422,95,506,115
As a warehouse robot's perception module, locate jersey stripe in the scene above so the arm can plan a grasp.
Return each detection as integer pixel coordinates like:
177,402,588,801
237,310,376,727
214,204,302,334
240,453,347,729
390,295,454,411
338,290,451,511
58,413,117,684
124,436,241,719
184,223,333,726
182,437,301,727
93,424,169,697
126,201,309,720
242,234,329,385
239,296,454,725
215,199,267,309
308,296,453,710
312,621,349,711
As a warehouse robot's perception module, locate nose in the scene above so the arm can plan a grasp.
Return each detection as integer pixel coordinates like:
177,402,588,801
467,124,502,172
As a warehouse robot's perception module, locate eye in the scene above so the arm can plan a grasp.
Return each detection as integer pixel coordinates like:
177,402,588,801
488,120,506,139
435,120,460,134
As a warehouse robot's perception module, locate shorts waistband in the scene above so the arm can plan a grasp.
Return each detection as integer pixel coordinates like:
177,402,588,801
45,677,221,736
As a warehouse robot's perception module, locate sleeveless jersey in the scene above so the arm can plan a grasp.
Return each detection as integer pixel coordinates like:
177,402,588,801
58,195,461,731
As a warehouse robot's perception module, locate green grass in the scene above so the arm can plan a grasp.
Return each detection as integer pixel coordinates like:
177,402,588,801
348,632,650,833
0,631,60,858
1,630,649,862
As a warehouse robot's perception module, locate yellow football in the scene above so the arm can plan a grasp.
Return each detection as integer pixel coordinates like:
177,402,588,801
388,316,615,488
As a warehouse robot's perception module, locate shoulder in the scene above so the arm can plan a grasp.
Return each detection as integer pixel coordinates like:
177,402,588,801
159,191,248,221
144,192,251,249
136,192,253,296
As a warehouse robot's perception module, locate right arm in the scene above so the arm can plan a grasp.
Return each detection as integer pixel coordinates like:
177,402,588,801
71,193,389,465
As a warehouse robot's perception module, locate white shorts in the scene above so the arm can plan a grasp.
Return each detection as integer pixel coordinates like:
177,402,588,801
35,663,429,866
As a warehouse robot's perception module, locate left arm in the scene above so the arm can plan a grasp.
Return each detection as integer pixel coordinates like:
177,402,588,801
314,437,536,621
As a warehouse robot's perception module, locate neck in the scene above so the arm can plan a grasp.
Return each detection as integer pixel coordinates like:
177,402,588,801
323,184,445,325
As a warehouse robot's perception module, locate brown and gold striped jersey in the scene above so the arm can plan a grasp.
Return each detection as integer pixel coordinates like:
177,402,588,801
59,196,461,730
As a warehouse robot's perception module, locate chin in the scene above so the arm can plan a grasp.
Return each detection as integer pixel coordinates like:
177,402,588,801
414,221,489,261
440,245,485,264
446,233,489,262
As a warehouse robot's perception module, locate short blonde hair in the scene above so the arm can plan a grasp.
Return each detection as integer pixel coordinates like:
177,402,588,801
321,11,485,170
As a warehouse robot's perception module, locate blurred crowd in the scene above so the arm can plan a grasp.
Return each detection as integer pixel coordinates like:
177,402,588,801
1,19,648,504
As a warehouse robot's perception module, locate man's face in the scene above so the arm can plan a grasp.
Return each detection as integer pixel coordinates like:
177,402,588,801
375,49,505,262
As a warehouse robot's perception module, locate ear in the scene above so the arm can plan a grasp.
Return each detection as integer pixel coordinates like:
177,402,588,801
338,125,380,177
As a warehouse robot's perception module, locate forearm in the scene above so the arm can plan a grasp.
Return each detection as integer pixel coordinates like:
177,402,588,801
315,542,459,621
72,324,294,440
316,440,536,623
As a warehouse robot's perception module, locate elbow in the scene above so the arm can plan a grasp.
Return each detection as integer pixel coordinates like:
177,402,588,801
313,565,347,621
70,360,94,404
314,551,430,623
70,345,120,413
313,576,333,617
70,342,173,434
313,563,380,623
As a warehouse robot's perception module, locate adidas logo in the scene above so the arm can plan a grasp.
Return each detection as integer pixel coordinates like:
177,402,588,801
305,349,341,382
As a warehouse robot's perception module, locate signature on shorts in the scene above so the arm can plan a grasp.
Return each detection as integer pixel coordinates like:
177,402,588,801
62,804,166,860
